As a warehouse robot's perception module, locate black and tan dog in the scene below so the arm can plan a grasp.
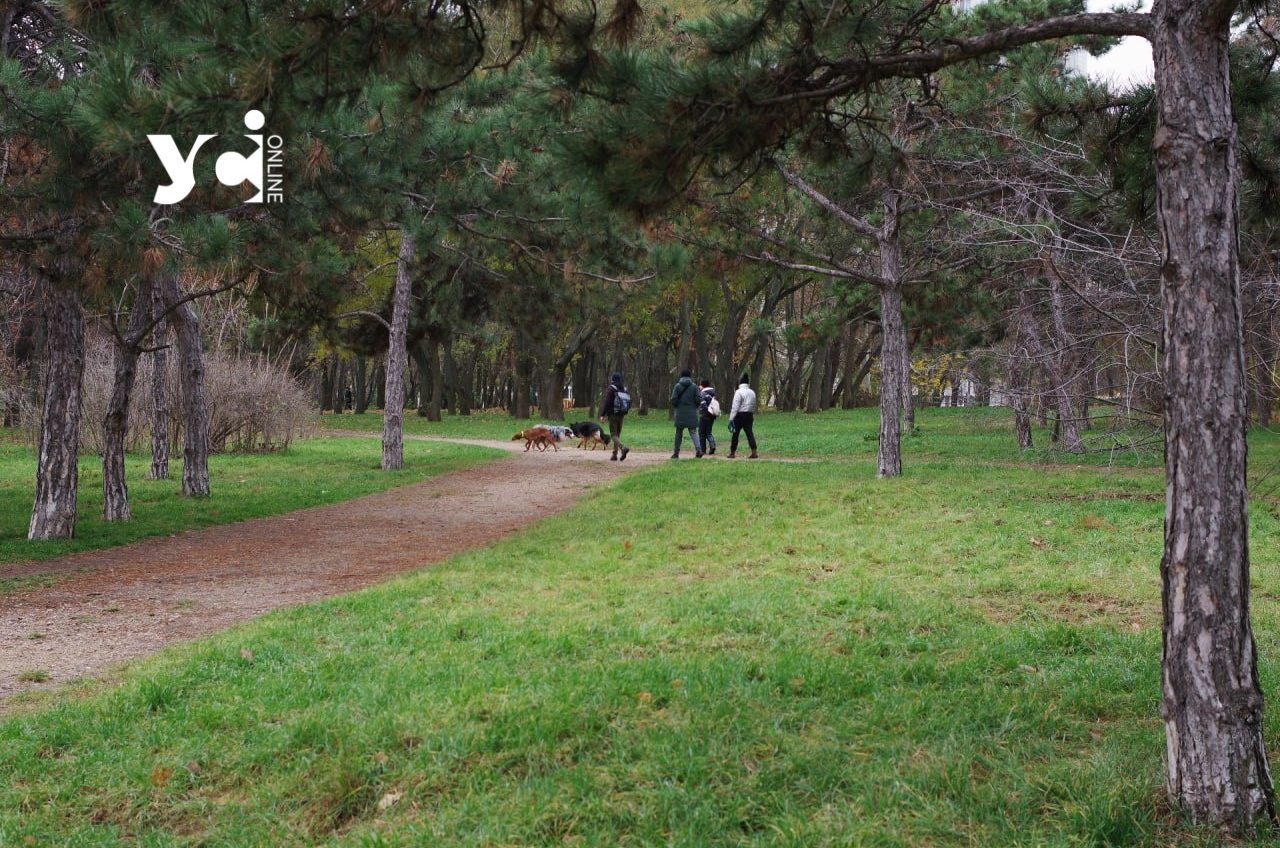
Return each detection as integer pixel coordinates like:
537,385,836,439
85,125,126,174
568,421,611,450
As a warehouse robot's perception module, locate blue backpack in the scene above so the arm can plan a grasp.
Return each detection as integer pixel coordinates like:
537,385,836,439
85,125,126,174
613,390,632,415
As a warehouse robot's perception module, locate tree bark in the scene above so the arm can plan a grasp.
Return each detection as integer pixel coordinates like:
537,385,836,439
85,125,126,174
382,234,415,470
1152,0,1276,829
28,281,85,541
148,283,170,480
425,338,443,421
1009,341,1034,451
1044,253,1086,450
876,190,906,478
319,353,335,412
353,356,369,414
162,276,211,497
901,340,915,431
102,284,152,522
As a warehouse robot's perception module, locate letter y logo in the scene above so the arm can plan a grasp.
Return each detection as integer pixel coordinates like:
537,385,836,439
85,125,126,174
148,134,216,204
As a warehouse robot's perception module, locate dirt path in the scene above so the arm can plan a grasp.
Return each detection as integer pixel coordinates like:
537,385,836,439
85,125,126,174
1,436,663,701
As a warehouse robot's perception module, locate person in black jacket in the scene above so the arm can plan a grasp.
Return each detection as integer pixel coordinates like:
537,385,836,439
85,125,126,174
697,380,719,455
599,372,631,461
670,368,703,458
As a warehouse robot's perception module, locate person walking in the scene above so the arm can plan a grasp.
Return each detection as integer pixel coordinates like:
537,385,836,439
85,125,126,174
728,374,759,459
697,379,720,455
599,371,631,461
670,368,703,458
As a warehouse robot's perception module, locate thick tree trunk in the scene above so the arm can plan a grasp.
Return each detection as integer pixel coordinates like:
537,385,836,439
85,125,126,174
876,191,906,478
1152,0,1276,830
162,276,211,497
353,356,369,414
901,341,915,431
319,353,335,412
425,338,443,422
456,342,474,415
1009,343,1034,451
102,285,151,522
513,345,534,419
443,343,459,415
28,282,85,541
382,234,415,470
148,283,170,480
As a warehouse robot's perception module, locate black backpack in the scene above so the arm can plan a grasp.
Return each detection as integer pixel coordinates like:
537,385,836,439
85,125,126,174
613,389,632,415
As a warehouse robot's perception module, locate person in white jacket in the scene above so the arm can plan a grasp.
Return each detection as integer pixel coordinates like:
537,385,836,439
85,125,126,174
728,375,759,459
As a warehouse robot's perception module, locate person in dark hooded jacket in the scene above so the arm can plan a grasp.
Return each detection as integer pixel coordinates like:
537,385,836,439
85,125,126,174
599,372,631,461
669,368,703,458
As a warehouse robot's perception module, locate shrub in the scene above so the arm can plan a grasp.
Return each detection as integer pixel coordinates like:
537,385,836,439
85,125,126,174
66,332,313,454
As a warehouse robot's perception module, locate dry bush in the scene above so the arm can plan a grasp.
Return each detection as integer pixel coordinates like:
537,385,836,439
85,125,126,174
72,332,313,454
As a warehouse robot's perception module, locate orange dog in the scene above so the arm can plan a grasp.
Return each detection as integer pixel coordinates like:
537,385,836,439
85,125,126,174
512,427,559,452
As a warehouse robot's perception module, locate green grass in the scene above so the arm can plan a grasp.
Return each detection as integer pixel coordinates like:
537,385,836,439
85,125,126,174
4,413,1280,845
0,437,500,571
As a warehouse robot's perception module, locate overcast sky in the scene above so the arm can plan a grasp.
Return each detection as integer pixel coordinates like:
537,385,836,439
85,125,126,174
1079,0,1154,88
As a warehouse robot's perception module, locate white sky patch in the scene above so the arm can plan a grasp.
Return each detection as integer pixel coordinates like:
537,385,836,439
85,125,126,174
1077,0,1154,88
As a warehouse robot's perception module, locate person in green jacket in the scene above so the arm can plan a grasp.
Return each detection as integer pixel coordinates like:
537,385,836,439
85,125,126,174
670,368,704,459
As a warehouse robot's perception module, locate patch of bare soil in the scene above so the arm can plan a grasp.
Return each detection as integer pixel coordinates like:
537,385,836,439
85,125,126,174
0,436,663,702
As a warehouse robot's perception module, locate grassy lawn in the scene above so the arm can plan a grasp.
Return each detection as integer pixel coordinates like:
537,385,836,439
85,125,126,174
3,412,1280,845
0,437,500,575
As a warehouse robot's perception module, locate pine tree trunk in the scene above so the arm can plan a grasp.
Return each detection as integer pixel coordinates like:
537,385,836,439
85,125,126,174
443,343,459,415
876,191,906,478
353,356,369,414
1153,0,1276,829
382,234,414,470
28,281,85,540
162,277,211,497
102,285,151,522
148,283,170,480
1044,258,1086,451
901,341,915,431
1009,344,1034,451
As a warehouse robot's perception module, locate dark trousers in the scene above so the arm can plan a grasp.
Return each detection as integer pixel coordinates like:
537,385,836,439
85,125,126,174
730,412,757,454
699,415,717,453
607,415,626,457
673,425,702,457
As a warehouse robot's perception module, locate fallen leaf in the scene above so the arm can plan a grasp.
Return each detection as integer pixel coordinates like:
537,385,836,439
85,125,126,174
239,648,255,663
377,791,402,811
623,540,632,550
1029,537,1047,549
1018,664,1039,674
637,691,652,704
